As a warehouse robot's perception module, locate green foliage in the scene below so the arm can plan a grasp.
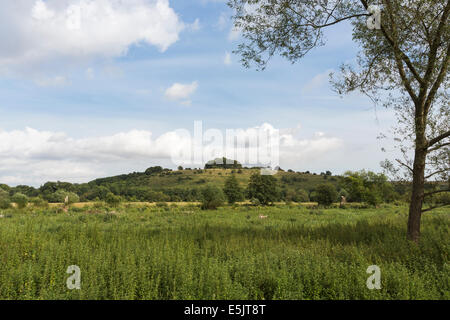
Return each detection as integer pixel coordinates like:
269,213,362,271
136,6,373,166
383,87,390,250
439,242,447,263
246,173,280,205
314,184,338,206
50,190,80,204
223,175,244,204
285,189,309,202
145,166,164,175
11,193,28,209
341,171,399,205
29,197,49,208
0,191,11,209
0,205,447,299
105,192,122,207
201,185,225,210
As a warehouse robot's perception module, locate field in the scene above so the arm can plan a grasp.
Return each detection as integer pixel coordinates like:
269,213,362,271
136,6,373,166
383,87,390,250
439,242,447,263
0,204,448,300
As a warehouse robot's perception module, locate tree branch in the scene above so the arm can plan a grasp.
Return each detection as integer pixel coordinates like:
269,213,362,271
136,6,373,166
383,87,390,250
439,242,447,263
422,203,450,213
425,168,450,179
424,189,450,197
359,0,424,88
396,159,413,172
428,142,450,153
427,130,450,148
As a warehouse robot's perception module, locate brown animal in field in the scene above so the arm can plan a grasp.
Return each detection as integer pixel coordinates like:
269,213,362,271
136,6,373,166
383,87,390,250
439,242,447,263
259,215,268,219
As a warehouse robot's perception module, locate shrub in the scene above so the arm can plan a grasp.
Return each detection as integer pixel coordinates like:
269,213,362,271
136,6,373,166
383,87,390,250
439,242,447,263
105,192,122,208
51,190,80,204
314,184,338,206
250,198,261,206
295,189,310,202
362,188,383,206
0,189,11,209
30,197,49,208
11,193,29,209
200,186,225,210
223,175,244,204
0,197,11,209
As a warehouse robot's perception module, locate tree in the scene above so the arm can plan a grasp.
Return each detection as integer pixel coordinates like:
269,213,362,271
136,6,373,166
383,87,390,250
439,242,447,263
247,173,280,205
223,175,245,204
145,166,164,175
314,184,338,206
201,186,225,210
229,0,449,242
11,193,28,209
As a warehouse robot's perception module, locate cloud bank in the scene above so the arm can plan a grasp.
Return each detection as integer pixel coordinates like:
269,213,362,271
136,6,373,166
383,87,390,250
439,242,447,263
0,124,343,186
0,0,184,72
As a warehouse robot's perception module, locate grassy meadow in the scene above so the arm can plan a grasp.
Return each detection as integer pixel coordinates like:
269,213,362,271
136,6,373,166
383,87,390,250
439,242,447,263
0,203,448,300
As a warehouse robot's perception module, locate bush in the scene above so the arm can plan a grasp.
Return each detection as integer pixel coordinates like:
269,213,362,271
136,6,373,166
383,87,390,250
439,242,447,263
51,190,80,204
0,189,11,209
362,188,383,206
201,186,225,210
0,197,11,209
295,189,310,202
30,197,49,208
314,184,338,206
105,192,122,208
223,175,244,204
11,193,29,209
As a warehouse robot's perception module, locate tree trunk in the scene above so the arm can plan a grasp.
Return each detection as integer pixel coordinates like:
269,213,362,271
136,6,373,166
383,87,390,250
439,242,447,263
407,133,427,243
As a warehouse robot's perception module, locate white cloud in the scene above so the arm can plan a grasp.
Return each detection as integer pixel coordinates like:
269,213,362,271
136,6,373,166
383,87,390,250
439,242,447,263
164,81,198,105
301,69,334,94
0,0,185,71
0,124,343,186
34,75,68,87
228,27,241,41
224,52,232,65
85,68,94,79
188,18,201,31
216,12,228,30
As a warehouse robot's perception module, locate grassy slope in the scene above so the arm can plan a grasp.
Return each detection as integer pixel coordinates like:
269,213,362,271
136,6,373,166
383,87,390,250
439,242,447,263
0,204,448,300
92,168,339,193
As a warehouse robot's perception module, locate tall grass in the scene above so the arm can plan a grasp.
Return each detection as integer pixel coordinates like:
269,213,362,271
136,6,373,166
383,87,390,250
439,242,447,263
0,204,448,300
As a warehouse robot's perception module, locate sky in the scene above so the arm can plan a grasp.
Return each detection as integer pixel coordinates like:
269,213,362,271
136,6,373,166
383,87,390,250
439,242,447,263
0,0,399,187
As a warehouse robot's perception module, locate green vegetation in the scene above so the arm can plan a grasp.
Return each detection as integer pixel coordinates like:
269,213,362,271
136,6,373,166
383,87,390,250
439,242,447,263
313,184,338,207
247,173,281,205
200,185,225,210
11,193,28,209
0,204,447,300
223,175,244,204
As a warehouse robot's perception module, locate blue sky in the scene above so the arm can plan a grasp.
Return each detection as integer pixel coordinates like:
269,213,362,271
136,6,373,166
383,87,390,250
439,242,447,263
0,0,398,186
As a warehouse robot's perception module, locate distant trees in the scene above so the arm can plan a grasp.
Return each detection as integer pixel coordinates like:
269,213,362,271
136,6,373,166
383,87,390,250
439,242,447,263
223,175,244,204
145,166,163,175
201,186,225,210
247,173,280,205
313,184,338,206
205,157,242,169
341,171,398,206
